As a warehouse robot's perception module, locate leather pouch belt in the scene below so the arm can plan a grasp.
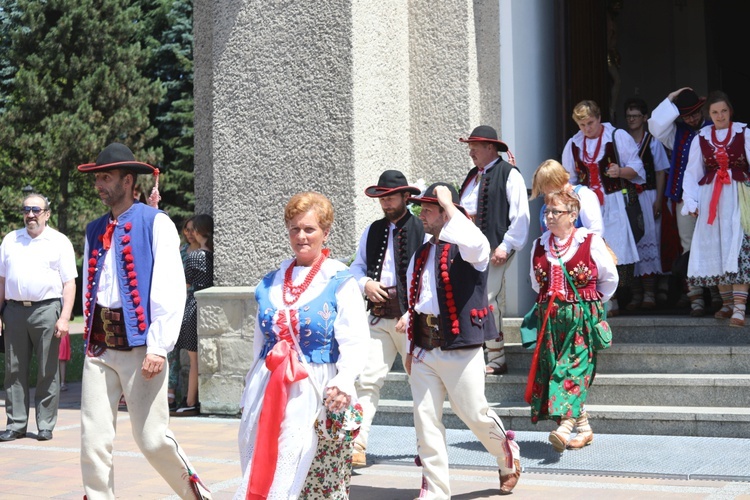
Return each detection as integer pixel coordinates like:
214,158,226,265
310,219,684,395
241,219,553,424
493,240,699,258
368,286,401,319
90,304,131,350
414,314,442,350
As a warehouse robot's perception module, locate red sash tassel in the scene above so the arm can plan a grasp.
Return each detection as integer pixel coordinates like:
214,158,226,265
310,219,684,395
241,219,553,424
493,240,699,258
524,291,565,404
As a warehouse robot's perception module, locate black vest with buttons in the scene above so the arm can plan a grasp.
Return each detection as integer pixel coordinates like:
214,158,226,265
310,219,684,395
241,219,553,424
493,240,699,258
460,158,517,250
365,212,425,314
409,242,498,350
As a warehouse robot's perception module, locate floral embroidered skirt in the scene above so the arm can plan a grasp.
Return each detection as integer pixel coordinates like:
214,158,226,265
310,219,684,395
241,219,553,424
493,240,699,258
529,300,603,424
300,439,354,499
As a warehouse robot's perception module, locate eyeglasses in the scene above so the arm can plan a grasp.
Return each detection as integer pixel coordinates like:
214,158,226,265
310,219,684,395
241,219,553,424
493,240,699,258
626,114,644,120
543,209,570,217
22,206,46,215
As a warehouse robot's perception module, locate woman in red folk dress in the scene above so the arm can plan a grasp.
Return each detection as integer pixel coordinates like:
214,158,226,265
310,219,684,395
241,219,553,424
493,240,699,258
681,91,750,326
527,191,618,452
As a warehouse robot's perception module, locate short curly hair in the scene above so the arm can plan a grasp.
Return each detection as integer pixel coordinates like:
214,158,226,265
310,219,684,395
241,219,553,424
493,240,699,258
284,192,334,231
572,100,601,122
544,190,580,215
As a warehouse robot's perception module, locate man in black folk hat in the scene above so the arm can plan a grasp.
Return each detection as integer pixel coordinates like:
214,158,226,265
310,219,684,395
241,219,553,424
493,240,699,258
649,87,719,316
458,126,530,375
77,143,212,499
350,170,425,467
402,183,521,498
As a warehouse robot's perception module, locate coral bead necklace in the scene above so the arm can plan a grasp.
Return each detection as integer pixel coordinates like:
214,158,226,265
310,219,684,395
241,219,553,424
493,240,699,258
283,253,327,306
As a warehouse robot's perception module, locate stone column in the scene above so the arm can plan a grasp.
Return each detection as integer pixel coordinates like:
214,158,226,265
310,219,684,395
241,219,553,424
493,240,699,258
193,0,509,414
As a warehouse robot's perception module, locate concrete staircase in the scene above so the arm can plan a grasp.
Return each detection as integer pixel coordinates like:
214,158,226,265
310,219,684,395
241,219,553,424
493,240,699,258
370,316,750,438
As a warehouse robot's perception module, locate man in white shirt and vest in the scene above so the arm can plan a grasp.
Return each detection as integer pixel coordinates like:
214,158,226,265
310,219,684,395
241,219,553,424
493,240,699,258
349,170,424,466
459,126,530,375
0,193,77,442
403,183,521,498
77,143,211,499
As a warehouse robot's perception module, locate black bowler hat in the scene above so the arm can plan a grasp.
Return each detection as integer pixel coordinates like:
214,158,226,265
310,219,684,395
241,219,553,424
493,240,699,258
364,170,421,198
77,143,158,175
408,182,467,216
458,125,509,152
674,89,705,118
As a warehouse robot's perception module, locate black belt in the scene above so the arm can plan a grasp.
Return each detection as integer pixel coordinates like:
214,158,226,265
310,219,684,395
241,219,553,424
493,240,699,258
6,298,59,307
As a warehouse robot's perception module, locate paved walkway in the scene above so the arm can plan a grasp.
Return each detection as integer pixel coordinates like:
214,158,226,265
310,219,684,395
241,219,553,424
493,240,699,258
1,381,749,499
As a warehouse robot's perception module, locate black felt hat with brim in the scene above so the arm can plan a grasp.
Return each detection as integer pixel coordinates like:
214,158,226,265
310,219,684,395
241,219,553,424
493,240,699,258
674,89,706,118
458,125,509,152
77,143,158,175
365,170,421,198
408,182,467,216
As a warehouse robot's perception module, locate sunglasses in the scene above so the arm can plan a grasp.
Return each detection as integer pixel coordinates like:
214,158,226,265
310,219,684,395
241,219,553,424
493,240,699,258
22,206,46,215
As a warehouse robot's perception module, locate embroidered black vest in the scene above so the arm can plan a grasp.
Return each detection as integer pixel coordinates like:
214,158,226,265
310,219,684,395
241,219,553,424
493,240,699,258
571,141,622,195
365,212,424,313
409,242,497,350
460,159,517,250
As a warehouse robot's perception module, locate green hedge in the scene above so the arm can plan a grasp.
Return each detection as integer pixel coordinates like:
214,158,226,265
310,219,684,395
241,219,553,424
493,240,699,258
0,334,85,389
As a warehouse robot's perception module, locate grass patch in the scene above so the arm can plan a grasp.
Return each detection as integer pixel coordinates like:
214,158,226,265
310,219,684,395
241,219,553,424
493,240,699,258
1,334,85,389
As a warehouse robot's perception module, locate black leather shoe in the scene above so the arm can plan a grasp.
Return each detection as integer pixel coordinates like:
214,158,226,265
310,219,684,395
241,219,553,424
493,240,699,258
0,430,26,441
37,430,53,441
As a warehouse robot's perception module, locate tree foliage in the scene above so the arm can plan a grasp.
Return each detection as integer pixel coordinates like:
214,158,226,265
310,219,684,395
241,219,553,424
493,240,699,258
0,0,195,251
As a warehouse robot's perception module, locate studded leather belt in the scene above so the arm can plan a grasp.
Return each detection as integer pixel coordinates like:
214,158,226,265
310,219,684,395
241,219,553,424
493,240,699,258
90,304,131,350
413,314,442,350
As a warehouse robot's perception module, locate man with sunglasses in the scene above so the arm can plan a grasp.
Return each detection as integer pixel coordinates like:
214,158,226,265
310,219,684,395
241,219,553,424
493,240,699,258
0,194,77,442
649,87,717,316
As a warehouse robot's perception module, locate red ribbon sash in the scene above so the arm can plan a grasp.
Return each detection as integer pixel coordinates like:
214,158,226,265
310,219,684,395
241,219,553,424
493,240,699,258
524,290,565,404
707,147,731,225
247,310,308,500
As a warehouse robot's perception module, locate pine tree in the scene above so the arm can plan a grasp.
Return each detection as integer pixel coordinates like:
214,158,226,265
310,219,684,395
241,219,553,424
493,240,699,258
0,0,163,249
141,0,195,225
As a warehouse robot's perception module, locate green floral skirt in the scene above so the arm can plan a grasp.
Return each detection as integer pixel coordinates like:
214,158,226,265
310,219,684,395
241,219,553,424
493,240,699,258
529,300,603,424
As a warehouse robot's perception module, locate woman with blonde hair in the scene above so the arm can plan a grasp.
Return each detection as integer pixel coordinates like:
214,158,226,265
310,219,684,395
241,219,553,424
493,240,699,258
530,159,603,236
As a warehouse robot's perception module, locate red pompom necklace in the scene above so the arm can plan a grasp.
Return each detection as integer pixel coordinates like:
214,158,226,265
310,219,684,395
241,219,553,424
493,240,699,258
283,253,327,306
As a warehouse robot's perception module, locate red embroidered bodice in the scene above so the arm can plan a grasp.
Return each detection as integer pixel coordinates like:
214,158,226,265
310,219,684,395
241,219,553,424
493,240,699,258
532,234,600,303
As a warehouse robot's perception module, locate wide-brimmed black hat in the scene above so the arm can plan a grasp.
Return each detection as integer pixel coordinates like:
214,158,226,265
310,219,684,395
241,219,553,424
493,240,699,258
77,143,158,175
364,170,421,198
674,89,705,118
458,125,509,152
408,182,467,215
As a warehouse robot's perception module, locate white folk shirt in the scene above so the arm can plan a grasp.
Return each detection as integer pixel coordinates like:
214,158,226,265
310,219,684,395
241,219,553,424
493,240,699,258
460,159,530,254
82,212,186,358
0,226,77,301
406,213,490,317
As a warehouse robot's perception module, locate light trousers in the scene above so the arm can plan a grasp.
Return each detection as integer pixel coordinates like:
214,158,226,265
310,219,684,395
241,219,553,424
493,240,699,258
354,315,408,450
484,252,515,362
410,347,519,499
80,346,204,499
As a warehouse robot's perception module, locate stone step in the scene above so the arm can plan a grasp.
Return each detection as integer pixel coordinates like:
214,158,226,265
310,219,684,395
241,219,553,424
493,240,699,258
505,343,750,374
378,372,750,408
370,399,750,438
502,316,750,345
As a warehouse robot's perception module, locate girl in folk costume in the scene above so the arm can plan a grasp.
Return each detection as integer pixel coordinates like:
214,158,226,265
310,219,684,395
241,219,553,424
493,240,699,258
527,191,618,452
623,98,670,310
561,100,646,316
681,91,750,326
235,192,369,500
